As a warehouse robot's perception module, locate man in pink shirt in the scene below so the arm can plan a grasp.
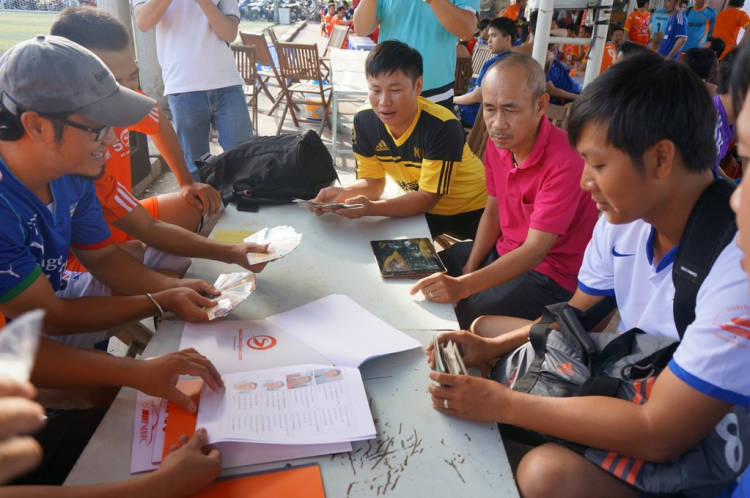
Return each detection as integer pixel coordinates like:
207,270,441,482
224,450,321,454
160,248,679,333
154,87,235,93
411,53,598,329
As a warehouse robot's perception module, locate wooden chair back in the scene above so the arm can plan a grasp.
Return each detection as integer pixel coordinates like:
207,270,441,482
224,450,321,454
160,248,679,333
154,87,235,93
325,25,350,56
267,26,280,46
454,56,473,96
547,103,572,130
472,46,494,77
239,31,276,68
276,42,324,83
467,112,489,161
231,44,258,134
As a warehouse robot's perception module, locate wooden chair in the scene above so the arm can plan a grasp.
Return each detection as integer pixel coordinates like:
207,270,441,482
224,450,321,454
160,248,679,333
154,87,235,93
320,25,350,78
471,46,494,78
239,31,287,115
467,112,489,161
454,55,473,96
275,42,333,135
546,103,572,130
231,44,259,135
267,26,280,46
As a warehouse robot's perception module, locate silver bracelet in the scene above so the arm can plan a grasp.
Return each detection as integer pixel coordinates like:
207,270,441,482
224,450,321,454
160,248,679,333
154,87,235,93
145,293,166,320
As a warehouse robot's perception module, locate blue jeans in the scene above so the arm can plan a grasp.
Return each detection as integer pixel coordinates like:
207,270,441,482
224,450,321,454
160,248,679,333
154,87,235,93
167,85,253,180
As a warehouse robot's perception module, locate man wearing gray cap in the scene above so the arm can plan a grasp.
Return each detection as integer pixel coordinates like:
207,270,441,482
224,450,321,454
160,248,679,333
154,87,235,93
0,35,221,349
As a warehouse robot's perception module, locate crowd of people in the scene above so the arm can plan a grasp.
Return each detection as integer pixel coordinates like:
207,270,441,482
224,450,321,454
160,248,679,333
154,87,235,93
0,0,749,496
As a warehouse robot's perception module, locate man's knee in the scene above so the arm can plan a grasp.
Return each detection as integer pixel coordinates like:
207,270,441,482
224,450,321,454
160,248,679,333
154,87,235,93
516,444,576,498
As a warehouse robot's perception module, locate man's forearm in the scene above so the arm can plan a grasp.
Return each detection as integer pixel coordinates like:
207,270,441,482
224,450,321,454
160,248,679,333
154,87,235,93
30,338,141,388
40,295,167,334
460,241,549,296
81,246,178,296
369,191,440,218
667,37,686,59
197,0,239,43
428,0,477,40
152,109,193,187
453,87,482,106
464,206,501,271
133,0,173,32
353,0,379,36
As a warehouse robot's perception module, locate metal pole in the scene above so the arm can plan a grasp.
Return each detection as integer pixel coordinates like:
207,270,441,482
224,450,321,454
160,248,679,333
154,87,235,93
582,0,612,88
274,0,280,22
531,0,555,70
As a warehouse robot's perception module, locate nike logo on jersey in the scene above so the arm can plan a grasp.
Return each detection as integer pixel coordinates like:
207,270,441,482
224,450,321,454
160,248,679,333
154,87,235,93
375,140,390,152
612,247,636,257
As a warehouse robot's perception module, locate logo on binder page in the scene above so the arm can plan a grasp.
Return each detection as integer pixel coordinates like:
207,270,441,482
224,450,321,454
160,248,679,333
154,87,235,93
247,335,278,350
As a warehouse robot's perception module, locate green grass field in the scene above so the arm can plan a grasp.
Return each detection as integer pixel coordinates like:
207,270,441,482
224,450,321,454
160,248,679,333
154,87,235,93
0,12,274,55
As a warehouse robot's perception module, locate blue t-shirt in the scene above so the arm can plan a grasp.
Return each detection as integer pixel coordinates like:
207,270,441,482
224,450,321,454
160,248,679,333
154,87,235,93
683,5,718,51
0,158,111,302
377,0,479,96
649,8,671,35
546,59,581,96
458,51,510,127
657,10,688,59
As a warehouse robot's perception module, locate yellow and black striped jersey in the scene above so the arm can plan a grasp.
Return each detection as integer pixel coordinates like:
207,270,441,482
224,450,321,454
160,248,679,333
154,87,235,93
353,97,486,216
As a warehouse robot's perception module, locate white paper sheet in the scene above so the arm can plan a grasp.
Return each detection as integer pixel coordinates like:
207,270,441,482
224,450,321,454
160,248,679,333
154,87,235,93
130,390,163,474
266,294,422,367
180,320,332,374
198,364,376,445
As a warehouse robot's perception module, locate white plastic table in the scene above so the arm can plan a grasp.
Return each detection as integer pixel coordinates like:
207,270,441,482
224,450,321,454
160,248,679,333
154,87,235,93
330,48,369,163
66,204,519,497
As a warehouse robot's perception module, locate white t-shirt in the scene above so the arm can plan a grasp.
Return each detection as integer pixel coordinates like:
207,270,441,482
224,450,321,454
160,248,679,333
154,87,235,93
578,217,750,408
132,0,244,95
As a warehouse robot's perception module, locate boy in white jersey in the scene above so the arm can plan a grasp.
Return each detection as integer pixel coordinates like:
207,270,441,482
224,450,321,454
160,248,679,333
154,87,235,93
425,51,750,497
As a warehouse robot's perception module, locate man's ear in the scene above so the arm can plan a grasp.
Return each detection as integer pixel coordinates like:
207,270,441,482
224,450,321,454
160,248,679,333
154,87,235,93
646,139,676,180
414,75,424,96
536,93,550,117
19,112,50,143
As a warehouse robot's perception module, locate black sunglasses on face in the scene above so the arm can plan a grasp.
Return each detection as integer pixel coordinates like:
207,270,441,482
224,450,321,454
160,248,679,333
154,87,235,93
55,118,112,142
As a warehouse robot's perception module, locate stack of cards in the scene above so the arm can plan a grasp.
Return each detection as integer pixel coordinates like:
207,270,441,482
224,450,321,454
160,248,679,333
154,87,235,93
244,226,302,265
432,336,468,376
205,272,256,320
293,199,364,210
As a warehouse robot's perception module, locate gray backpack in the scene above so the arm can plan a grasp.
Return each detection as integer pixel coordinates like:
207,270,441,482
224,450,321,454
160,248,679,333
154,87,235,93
492,180,748,497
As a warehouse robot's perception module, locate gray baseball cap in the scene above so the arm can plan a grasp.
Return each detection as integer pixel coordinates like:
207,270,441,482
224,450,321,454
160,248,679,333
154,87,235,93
0,35,154,127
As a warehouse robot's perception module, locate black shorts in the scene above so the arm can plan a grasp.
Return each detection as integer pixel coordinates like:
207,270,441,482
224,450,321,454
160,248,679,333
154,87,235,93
425,208,484,240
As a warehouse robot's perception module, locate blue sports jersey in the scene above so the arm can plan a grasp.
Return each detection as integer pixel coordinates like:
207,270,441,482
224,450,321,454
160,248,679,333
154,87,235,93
546,59,581,96
683,5,718,51
458,51,510,127
649,8,671,35
0,158,112,302
377,0,479,94
657,10,688,59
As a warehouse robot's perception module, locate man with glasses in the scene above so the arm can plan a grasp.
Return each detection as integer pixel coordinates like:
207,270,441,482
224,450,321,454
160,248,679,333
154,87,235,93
0,36,221,349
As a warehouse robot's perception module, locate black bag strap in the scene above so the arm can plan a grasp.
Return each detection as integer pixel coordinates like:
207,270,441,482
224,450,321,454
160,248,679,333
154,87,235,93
672,180,736,338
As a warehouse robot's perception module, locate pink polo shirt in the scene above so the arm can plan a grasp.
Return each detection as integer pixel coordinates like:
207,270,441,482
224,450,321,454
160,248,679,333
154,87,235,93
484,118,598,292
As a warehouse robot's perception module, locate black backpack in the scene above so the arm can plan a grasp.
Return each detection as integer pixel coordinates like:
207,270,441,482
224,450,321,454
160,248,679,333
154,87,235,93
197,130,338,209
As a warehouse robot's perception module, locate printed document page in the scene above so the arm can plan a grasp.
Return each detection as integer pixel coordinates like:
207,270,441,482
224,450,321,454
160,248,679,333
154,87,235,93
197,364,376,445
266,294,421,367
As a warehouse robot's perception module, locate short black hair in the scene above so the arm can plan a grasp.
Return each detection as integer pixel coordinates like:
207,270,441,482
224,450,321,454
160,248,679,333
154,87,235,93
336,5,345,12
365,40,423,84
566,22,578,34
478,18,491,31
581,24,593,35
488,17,518,44
705,36,726,59
51,7,130,52
730,42,750,116
618,41,649,60
0,107,70,143
636,0,650,8
682,47,716,80
729,0,744,7
718,48,738,95
568,52,716,174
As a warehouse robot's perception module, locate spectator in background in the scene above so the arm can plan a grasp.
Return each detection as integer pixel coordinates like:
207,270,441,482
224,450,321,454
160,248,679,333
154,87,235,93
332,5,354,38
650,4,671,35
712,0,750,59
354,0,478,110
132,0,253,181
624,0,651,46
683,46,718,95
680,0,688,10
561,22,583,63
703,36,724,84
570,24,619,80
714,48,741,173
657,0,687,59
682,0,717,54
342,0,354,19
499,0,526,22
323,2,336,36
455,17,516,127
610,24,625,50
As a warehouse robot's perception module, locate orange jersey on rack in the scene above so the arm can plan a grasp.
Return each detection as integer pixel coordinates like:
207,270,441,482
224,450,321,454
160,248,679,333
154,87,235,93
625,10,651,45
